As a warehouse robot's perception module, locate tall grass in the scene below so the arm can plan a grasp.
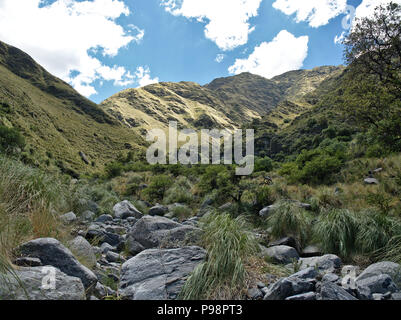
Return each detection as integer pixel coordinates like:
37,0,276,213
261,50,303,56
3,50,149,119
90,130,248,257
313,209,359,258
267,200,312,247
179,213,259,300
0,156,72,262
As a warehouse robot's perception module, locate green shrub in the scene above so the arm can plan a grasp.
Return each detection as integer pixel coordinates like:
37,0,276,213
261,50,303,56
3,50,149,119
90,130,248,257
179,213,259,300
143,175,173,202
105,162,124,178
254,157,274,173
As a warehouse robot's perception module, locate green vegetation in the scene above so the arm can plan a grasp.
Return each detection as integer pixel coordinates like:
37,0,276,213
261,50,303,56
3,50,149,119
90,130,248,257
179,213,259,300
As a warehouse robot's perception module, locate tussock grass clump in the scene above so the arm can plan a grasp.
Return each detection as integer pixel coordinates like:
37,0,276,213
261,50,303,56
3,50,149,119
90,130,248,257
267,200,312,247
356,209,401,255
313,209,359,259
0,156,72,262
179,213,259,300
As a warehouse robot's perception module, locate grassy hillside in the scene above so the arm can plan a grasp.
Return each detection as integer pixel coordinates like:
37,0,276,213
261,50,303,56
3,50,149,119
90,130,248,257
101,66,344,135
0,41,145,176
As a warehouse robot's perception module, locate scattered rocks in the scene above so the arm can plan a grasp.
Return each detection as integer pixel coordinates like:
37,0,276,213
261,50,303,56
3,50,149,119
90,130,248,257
263,277,315,300
96,214,113,223
18,238,97,290
119,246,206,300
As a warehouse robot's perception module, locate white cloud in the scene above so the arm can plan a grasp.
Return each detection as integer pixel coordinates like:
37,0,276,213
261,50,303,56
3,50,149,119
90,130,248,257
161,0,262,51
272,0,348,28
0,0,143,97
135,66,159,87
334,31,346,44
215,54,225,63
228,30,309,79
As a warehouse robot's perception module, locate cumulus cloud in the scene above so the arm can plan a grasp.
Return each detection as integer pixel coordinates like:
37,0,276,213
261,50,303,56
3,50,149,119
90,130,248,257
0,0,143,97
272,0,348,28
135,66,159,88
228,30,309,79
161,0,263,51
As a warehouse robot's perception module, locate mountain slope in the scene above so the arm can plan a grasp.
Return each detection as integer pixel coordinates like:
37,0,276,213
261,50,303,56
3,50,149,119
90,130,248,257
0,40,144,176
102,66,344,134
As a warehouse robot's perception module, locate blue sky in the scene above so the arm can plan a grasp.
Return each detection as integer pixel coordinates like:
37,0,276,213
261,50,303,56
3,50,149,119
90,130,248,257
0,0,394,103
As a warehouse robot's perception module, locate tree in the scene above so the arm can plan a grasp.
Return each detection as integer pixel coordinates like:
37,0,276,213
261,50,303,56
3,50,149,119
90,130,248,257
344,2,401,97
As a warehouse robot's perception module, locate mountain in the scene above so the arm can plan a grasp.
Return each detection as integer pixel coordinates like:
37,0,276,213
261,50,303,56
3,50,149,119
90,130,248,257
0,40,145,176
101,66,345,134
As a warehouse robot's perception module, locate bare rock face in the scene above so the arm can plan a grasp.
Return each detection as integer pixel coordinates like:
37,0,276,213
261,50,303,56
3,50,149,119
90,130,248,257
119,246,206,300
113,200,143,219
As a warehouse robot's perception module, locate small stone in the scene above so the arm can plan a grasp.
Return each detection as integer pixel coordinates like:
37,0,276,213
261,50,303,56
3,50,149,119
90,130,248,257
60,212,77,224
247,288,263,300
364,178,379,185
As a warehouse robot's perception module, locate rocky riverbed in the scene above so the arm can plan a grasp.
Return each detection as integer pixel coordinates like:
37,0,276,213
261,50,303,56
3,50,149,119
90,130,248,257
1,199,401,301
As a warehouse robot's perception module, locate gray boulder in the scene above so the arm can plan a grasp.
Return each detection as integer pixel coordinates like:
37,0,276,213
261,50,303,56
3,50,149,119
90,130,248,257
149,204,169,216
81,210,95,222
113,200,142,219
60,212,77,224
0,266,85,300
119,246,206,300
126,236,145,256
259,205,278,217
262,245,299,264
68,236,97,268
301,245,322,258
288,267,318,281
247,288,263,300
129,216,201,249
320,281,357,300
357,261,401,288
18,238,97,290
86,223,123,247
263,277,315,300
299,254,341,273
269,237,299,251
356,274,398,299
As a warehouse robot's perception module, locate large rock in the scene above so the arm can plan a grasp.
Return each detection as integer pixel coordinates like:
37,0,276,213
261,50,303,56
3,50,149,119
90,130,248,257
263,277,315,300
299,254,341,273
149,205,169,216
0,266,85,300
18,238,97,290
129,216,201,249
320,281,358,300
113,200,142,219
357,262,401,288
356,274,398,300
259,205,278,217
119,246,206,300
60,212,77,224
86,223,123,247
262,245,299,264
269,237,299,251
126,236,145,256
68,236,97,268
